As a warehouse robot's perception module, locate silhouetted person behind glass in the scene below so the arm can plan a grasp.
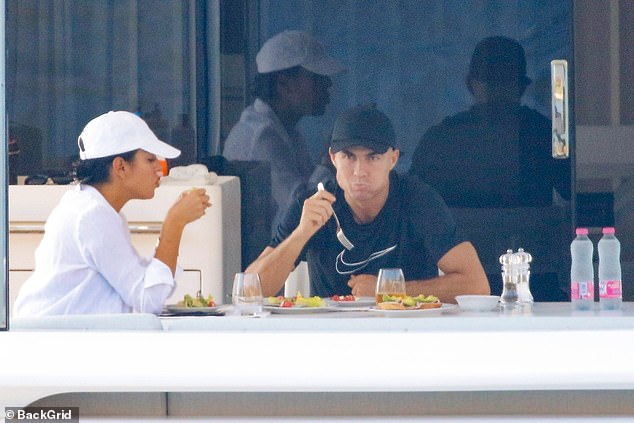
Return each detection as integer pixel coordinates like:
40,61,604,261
223,30,345,236
410,36,570,208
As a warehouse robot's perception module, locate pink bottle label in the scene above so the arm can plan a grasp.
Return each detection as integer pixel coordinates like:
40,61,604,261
599,280,622,299
571,281,594,301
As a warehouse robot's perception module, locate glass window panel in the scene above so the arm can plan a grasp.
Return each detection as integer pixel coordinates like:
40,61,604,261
257,0,572,171
6,0,202,179
254,0,574,300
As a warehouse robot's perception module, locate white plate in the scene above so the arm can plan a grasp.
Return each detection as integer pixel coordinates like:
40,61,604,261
263,305,336,314
164,305,225,315
368,303,457,317
327,296,376,307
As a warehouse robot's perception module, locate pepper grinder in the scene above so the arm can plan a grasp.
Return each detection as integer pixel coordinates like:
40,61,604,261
514,248,534,303
500,249,518,305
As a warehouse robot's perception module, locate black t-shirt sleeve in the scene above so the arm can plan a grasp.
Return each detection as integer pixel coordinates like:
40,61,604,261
270,184,311,262
405,175,465,264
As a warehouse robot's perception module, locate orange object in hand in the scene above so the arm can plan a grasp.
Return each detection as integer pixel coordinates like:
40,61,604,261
159,159,168,176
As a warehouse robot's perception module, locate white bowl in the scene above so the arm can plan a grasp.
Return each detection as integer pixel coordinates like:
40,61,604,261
455,295,500,312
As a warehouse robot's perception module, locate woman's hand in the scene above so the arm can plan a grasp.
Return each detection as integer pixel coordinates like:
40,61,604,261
156,188,211,275
166,188,212,227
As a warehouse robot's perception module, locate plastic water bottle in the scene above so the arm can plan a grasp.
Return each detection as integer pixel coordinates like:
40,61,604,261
570,228,594,310
598,227,622,310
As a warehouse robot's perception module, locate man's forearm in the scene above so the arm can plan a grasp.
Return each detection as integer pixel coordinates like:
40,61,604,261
404,241,490,303
405,271,490,304
246,229,313,296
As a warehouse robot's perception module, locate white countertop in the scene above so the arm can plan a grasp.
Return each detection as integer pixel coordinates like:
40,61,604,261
3,302,634,410
159,302,634,332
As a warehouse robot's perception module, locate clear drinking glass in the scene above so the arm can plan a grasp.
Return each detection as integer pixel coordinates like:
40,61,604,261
232,273,263,315
375,268,406,303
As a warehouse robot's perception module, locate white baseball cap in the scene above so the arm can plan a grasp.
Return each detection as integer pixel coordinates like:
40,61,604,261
256,30,346,75
78,111,181,160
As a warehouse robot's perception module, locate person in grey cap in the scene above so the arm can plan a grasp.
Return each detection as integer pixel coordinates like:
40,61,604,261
410,36,570,208
223,30,346,236
246,104,490,301
14,111,211,316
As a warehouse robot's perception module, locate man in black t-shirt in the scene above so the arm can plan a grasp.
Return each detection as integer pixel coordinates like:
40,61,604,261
247,105,490,302
409,36,570,207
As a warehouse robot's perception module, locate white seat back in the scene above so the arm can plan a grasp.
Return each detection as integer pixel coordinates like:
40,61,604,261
11,313,163,331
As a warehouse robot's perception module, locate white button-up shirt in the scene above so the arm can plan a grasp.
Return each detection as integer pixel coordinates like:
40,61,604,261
13,184,175,316
223,99,314,235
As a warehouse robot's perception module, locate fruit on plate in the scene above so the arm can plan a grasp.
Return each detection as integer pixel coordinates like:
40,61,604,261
377,294,440,310
267,292,326,308
176,293,216,308
295,295,326,307
331,294,356,302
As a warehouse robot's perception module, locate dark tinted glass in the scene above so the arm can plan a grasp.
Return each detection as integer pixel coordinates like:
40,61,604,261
6,0,203,180
256,0,574,299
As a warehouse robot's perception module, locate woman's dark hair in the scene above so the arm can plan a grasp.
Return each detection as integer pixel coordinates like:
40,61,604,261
250,66,303,102
73,149,138,185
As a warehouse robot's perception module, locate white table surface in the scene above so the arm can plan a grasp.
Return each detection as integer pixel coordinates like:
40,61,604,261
159,301,634,331
3,302,634,410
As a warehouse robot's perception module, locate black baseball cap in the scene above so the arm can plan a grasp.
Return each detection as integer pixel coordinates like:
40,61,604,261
330,104,396,154
468,36,531,86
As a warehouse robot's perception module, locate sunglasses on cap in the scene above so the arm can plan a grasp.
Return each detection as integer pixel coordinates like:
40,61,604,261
25,174,75,185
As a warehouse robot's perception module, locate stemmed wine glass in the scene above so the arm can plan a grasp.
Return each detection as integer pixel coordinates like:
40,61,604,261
375,268,406,304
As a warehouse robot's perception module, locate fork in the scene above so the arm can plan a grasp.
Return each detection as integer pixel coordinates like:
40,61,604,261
317,182,354,250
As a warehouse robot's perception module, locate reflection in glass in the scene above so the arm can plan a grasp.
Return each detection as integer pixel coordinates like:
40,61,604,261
6,0,200,175
551,60,570,159
257,0,574,301
410,36,571,208
258,0,572,172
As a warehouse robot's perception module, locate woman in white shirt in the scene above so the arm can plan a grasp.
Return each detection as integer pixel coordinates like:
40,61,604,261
14,111,211,316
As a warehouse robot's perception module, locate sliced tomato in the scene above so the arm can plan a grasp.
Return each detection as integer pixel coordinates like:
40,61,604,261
332,294,356,302
280,300,294,308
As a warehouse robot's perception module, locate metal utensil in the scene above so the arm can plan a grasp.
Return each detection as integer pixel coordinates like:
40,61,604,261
318,182,354,250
